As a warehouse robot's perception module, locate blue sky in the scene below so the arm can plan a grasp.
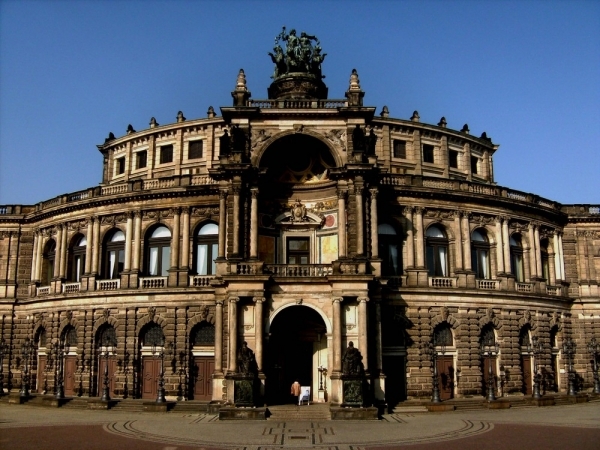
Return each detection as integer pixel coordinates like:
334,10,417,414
1,0,598,205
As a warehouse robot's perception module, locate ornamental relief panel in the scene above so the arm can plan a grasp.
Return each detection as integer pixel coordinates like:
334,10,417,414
191,207,220,217
142,210,172,221
101,213,128,226
67,218,89,231
321,129,347,152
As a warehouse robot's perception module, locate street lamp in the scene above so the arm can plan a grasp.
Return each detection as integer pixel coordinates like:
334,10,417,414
528,336,544,399
480,338,500,402
20,338,34,398
587,337,600,395
423,337,446,403
0,338,8,396
562,337,576,396
55,340,70,400
155,341,173,403
100,334,116,402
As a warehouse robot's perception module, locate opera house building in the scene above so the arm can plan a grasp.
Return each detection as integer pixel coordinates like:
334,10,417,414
0,31,598,412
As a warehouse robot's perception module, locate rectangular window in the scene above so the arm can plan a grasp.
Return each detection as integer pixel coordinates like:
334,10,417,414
188,140,203,159
116,157,125,175
160,145,173,164
393,140,406,159
287,237,309,265
136,151,147,169
449,150,458,169
471,156,478,174
423,144,434,163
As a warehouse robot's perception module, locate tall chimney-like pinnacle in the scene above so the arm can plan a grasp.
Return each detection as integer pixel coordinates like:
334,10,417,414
232,69,251,107
345,68,365,107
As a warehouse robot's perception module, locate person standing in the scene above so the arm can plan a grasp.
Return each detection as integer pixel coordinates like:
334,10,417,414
291,380,301,405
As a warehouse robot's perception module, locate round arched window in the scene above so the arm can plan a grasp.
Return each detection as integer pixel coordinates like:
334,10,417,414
426,225,448,277
194,223,219,275
146,226,171,277
471,229,490,279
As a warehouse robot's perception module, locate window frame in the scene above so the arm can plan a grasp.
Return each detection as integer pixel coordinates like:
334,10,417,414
41,240,56,286
159,144,174,165
145,225,172,277
510,234,525,282
103,229,125,280
422,144,435,164
188,140,204,160
393,139,406,159
136,150,148,170
471,229,491,280
449,150,459,169
68,235,87,282
426,225,449,277
286,237,310,265
193,222,219,275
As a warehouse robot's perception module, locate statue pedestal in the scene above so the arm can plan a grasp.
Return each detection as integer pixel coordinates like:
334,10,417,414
341,375,364,407
226,374,257,407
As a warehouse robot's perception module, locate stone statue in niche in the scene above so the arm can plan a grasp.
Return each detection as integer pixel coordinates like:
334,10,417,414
237,341,257,375
342,341,364,376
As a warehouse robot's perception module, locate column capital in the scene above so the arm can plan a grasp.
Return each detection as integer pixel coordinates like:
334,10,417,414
357,297,369,303
369,187,378,197
402,206,414,217
332,297,343,304
529,220,541,230
250,187,259,198
414,206,425,215
133,209,143,219
181,206,190,215
460,210,471,220
500,215,510,223
228,296,239,303
92,215,100,223
232,186,241,195
337,189,347,200
169,207,181,216
215,299,224,306
219,189,229,199
252,296,265,303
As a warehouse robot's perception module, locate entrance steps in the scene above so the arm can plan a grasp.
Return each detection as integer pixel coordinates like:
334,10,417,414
267,403,330,421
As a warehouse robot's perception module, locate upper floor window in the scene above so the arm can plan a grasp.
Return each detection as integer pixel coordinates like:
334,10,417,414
426,225,448,277
159,144,173,164
68,235,87,282
510,234,524,282
115,157,125,175
136,151,147,169
378,223,400,276
449,150,458,169
471,228,490,279
194,223,218,275
287,237,309,264
540,238,550,282
470,156,479,175
146,225,171,276
393,140,406,159
423,144,435,163
103,229,125,280
42,239,56,286
188,140,203,159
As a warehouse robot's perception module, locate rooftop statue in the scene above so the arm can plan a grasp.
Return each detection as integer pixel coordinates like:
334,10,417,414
269,26,326,79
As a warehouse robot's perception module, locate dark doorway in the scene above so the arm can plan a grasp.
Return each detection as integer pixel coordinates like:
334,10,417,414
190,356,214,400
437,356,454,400
266,305,326,405
64,356,77,396
382,354,406,409
521,355,532,395
36,355,47,393
141,357,161,399
98,357,117,398
482,356,497,397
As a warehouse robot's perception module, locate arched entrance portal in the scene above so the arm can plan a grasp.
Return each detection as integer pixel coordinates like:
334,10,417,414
266,305,327,405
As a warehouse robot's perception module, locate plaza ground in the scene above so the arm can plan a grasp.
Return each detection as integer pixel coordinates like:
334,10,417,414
1,401,599,450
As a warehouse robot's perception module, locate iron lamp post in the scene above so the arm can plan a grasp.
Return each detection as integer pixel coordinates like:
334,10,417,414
480,339,499,402
528,336,544,399
0,338,8,396
155,341,173,403
562,338,576,396
19,338,34,398
587,337,600,395
100,334,116,402
423,338,446,403
55,341,70,399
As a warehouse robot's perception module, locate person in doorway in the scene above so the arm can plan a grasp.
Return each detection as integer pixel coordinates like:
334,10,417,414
291,380,301,405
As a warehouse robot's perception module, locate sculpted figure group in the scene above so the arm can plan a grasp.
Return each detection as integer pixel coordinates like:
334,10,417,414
269,27,327,79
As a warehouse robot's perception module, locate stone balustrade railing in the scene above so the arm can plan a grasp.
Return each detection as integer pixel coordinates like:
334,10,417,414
546,285,561,296
96,279,120,290
265,264,333,277
249,99,347,109
139,277,167,289
477,279,500,290
36,286,51,296
62,282,81,294
429,277,457,288
516,282,534,293
190,275,215,287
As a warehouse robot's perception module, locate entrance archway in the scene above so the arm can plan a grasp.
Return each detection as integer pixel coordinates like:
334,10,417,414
266,305,327,405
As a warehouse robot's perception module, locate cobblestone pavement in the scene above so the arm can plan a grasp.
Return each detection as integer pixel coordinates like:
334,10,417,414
1,402,599,450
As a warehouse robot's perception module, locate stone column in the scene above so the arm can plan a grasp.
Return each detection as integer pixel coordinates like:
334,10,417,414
404,207,414,268
534,224,542,278
415,207,425,269
170,208,181,270
332,297,343,373
214,299,224,373
337,189,347,258
355,180,364,256
358,297,369,372
31,231,39,281
462,212,472,271
253,297,265,372
587,233,597,282
374,300,383,373
53,225,62,278
453,211,464,271
370,188,379,258
553,232,561,281
502,217,511,273
557,233,565,280
181,207,190,270
91,217,100,275
528,224,537,278
218,190,227,259
232,187,240,257
85,220,93,275
495,217,505,273
131,211,142,272
36,232,44,282
228,296,239,373
59,223,68,279
124,212,133,272
250,188,259,259
548,250,556,286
